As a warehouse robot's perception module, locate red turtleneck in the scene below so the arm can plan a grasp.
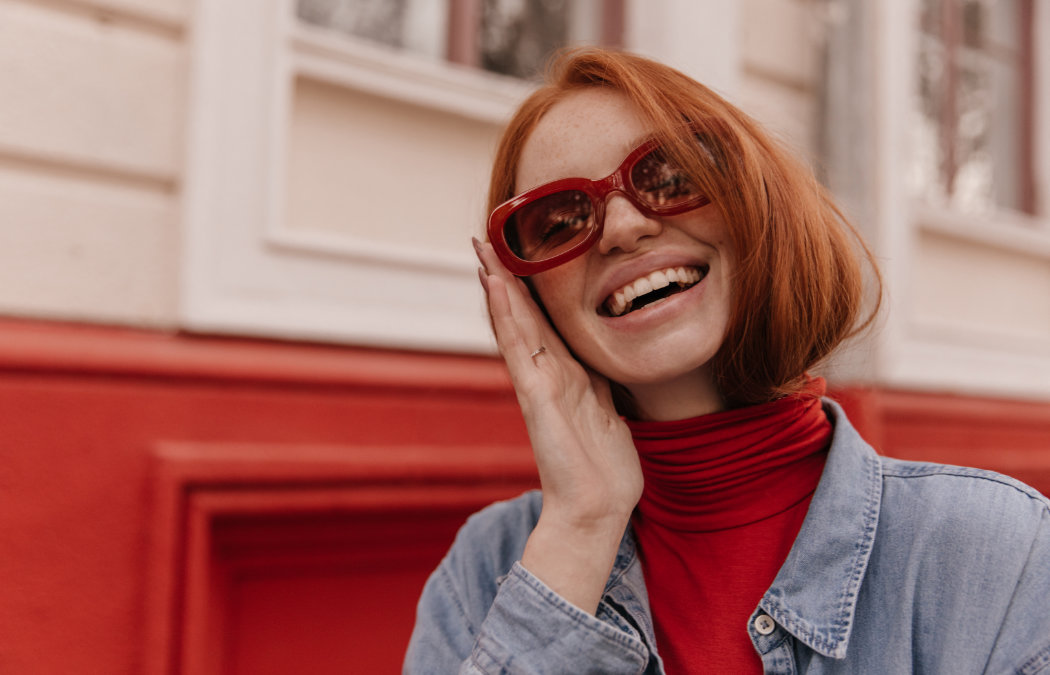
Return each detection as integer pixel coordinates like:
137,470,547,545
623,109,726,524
626,379,831,673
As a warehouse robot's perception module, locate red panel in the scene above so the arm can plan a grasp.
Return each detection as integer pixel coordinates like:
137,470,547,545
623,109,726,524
222,509,472,674
0,319,534,675
153,448,537,675
834,387,1050,496
1,318,1048,674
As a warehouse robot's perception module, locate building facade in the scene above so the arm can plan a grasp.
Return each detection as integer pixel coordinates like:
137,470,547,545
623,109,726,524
1,0,1048,672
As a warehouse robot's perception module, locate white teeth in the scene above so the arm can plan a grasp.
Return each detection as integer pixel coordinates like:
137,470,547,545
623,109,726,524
635,277,653,297
604,265,704,317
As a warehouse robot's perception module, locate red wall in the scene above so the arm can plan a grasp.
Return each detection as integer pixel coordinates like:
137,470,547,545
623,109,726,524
0,319,537,674
1,318,1047,674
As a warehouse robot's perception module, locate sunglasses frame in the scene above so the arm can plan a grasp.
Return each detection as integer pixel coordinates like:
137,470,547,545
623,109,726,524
487,135,711,276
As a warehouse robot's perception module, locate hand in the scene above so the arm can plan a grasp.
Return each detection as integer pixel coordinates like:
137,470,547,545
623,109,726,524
474,238,643,614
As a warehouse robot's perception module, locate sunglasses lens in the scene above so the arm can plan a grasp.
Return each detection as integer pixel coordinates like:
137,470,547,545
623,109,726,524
630,148,703,208
504,190,595,262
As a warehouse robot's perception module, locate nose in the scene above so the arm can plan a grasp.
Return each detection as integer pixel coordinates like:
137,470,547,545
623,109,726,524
597,193,662,255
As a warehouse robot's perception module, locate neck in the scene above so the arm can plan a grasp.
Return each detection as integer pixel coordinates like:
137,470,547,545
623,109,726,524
627,377,831,531
623,370,724,421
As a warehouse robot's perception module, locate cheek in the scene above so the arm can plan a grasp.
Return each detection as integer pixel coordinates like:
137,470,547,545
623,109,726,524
529,279,567,323
530,263,581,312
529,271,588,336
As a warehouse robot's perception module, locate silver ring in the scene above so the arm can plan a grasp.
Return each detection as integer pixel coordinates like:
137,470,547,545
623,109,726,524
529,346,547,360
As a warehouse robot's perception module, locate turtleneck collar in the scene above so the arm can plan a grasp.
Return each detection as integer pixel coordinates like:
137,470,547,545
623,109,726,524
626,378,831,532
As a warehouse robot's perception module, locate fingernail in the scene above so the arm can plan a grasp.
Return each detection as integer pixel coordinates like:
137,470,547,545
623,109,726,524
477,267,489,292
472,238,490,273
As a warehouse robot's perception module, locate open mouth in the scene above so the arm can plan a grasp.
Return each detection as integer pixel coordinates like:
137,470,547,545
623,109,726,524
603,265,707,317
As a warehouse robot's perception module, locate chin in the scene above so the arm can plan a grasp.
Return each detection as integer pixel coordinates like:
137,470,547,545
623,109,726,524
598,353,716,388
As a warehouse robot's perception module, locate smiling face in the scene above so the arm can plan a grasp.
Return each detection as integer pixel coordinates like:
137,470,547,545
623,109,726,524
517,88,734,420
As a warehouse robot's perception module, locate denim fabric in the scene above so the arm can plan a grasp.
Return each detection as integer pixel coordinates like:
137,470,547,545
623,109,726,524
404,401,1050,674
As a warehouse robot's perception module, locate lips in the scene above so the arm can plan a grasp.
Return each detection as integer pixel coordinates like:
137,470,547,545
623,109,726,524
603,265,706,317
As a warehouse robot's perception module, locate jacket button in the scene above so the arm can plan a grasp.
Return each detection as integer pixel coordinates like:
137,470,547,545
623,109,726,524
754,614,776,635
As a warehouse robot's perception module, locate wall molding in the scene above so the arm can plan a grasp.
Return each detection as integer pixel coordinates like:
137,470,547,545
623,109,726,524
145,441,538,675
289,23,531,125
9,0,187,40
0,318,511,393
915,204,1050,259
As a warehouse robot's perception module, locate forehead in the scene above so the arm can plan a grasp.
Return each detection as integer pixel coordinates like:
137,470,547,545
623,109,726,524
514,89,652,194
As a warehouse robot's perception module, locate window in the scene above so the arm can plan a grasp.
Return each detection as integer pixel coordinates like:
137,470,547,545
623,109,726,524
296,0,624,80
182,0,738,354
911,0,1036,214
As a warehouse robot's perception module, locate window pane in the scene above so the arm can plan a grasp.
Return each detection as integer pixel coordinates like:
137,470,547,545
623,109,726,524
480,0,570,79
961,0,984,48
479,0,609,79
912,34,948,207
297,0,449,61
919,0,942,34
952,51,999,211
984,53,1022,209
985,0,1019,48
910,0,1028,214
297,0,615,81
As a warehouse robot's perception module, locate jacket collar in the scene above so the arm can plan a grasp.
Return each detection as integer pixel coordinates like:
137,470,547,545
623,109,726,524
756,399,882,658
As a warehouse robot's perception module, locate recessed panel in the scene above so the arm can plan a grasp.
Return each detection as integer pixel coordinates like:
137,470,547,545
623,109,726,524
217,507,485,674
285,76,502,255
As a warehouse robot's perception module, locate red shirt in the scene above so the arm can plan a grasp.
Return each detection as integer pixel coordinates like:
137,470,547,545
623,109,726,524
627,382,831,672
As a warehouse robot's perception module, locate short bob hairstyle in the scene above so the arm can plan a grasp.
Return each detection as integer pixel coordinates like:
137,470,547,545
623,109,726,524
487,48,881,408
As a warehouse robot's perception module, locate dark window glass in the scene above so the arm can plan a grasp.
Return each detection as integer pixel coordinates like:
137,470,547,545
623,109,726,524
480,0,570,79
296,0,620,81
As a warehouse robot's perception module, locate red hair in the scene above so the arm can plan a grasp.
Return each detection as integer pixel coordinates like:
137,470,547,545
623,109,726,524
487,48,881,408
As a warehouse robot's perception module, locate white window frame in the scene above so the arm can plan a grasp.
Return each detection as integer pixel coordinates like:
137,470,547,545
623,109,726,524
179,0,738,352
837,0,1050,398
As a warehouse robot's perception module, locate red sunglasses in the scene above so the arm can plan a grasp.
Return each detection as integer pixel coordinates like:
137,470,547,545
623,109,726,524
487,135,710,276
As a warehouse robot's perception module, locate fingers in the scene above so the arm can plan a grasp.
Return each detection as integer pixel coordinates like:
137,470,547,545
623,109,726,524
488,274,561,383
474,239,543,345
474,237,532,299
474,241,579,390
484,274,528,354
473,236,500,278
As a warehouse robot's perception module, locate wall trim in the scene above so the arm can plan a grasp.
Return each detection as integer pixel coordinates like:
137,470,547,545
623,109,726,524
0,318,511,393
833,386,1050,495
145,441,538,675
289,23,531,125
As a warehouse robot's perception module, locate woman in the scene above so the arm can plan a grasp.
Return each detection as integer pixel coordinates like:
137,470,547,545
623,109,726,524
404,49,1050,673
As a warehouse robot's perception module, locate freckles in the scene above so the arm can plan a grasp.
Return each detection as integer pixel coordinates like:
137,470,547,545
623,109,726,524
529,277,576,323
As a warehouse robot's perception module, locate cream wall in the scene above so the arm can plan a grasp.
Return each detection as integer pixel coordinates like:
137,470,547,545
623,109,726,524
737,0,825,160
284,77,500,256
0,0,816,338
2,0,1048,399
0,0,187,327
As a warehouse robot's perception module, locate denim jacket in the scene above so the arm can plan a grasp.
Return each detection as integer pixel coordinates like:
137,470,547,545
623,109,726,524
405,401,1050,673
